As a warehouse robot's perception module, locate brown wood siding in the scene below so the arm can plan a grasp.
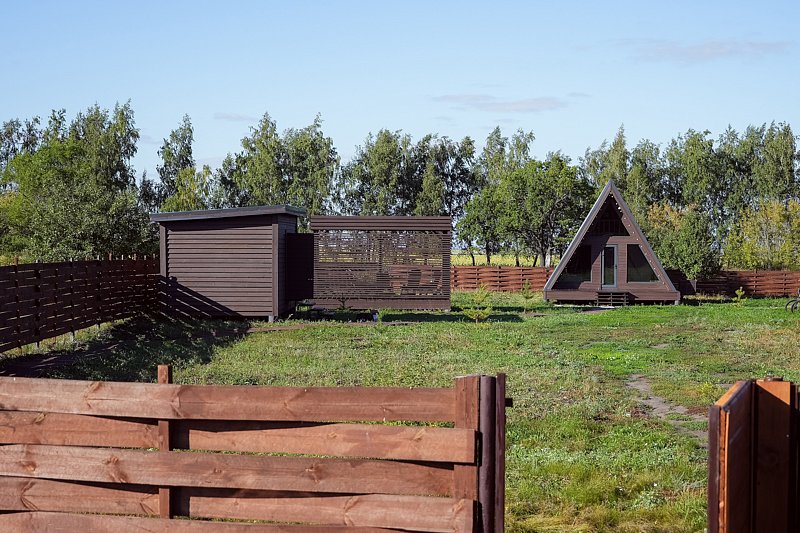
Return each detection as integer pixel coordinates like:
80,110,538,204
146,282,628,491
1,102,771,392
547,236,679,302
163,216,276,317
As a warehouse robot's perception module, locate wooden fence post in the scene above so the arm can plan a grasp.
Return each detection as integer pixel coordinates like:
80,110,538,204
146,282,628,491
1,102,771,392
479,375,497,532
157,364,173,518
494,373,507,533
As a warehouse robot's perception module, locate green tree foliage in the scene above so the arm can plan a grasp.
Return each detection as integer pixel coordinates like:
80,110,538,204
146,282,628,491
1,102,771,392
497,153,592,266
161,166,212,212
0,103,155,260
580,125,629,191
214,114,338,224
646,203,719,279
156,114,195,204
458,184,503,264
725,200,800,270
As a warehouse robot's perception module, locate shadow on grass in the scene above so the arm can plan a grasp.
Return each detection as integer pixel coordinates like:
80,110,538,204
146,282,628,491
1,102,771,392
385,311,523,323
0,313,250,382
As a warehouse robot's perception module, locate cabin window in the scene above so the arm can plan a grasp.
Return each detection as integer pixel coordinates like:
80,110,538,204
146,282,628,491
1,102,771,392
558,245,592,283
587,198,629,236
627,244,658,282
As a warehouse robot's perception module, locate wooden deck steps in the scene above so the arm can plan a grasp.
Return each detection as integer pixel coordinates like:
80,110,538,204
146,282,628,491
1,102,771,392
596,292,629,306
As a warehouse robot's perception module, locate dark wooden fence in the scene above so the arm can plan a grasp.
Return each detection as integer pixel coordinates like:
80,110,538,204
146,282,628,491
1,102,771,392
0,366,508,532
708,378,798,533
695,270,800,297
0,258,158,353
310,217,451,310
451,266,800,297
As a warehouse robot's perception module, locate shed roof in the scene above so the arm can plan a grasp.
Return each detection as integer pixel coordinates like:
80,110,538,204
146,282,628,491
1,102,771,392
150,205,306,223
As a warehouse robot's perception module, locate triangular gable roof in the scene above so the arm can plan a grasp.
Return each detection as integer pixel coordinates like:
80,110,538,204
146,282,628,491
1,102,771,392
543,179,677,293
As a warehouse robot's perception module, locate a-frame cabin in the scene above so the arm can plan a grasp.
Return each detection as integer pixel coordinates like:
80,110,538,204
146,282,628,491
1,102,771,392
543,180,680,305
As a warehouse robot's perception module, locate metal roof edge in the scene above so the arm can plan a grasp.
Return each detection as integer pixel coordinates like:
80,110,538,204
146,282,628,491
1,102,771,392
150,205,306,223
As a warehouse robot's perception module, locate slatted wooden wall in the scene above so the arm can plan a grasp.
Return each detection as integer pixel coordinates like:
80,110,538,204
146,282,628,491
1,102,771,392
0,368,507,532
311,217,451,310
0,258,158,353
708,379,799,533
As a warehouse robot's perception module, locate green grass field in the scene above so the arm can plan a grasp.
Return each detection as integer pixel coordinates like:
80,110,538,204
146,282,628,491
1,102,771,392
6,292,799,532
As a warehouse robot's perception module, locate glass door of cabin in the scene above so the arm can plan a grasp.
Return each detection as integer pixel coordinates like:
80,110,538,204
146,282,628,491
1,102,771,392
601,245,617,288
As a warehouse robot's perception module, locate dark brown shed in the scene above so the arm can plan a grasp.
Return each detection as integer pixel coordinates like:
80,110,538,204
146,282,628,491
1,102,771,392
151,205,305,320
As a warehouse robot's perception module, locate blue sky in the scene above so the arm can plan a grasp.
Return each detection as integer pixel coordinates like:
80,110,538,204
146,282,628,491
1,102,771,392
1,1,797,180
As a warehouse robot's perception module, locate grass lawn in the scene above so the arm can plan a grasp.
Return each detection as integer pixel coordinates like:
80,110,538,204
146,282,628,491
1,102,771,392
7,292,800,532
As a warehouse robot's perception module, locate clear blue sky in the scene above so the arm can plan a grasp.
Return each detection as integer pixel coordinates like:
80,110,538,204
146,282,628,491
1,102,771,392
2,0,797,180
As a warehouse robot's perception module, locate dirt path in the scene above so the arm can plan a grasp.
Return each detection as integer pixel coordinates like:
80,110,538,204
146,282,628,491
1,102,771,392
625,374,708,445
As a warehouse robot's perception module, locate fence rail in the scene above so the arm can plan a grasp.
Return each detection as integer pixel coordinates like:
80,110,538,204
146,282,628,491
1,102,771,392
0,367,508,532
451,266,800,297
0,258,158,353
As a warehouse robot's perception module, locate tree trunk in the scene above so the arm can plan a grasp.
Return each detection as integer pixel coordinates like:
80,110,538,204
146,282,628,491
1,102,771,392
532,254,538,267
515,253,520,267
470,251,476,266
485,249,491,265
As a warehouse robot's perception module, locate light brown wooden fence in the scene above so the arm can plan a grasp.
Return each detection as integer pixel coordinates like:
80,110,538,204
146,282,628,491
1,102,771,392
450,266,554,292
0,258,158,353
0,366,508,532
708,378,799,533
451,266,800,297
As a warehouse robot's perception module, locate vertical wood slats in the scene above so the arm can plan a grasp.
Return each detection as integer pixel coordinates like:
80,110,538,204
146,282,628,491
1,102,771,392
709,379,798,533
0,258,158,354
0,369,508,532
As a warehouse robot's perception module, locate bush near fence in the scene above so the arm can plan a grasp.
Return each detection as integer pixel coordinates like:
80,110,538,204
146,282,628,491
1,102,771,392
0,366,508,532
0,258,158,353
450,266,800,297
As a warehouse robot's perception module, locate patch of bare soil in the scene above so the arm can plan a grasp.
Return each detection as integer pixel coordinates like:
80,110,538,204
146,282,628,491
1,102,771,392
581,307,614,314
625,374,708,446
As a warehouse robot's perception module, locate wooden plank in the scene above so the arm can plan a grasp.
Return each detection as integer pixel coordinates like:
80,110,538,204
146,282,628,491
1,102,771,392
183,489,474,532
0,512,394,532
718,380,753,533
0,477,158,515
0,377,456,422
708,404,721,533
453,376,480,505
0,444,454,496
175,421,476,462
753,379,795,531
0,412,158,448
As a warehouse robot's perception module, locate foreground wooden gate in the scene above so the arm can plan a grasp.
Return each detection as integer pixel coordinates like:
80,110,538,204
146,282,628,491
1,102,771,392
0,368,507,532
708,378,798,532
